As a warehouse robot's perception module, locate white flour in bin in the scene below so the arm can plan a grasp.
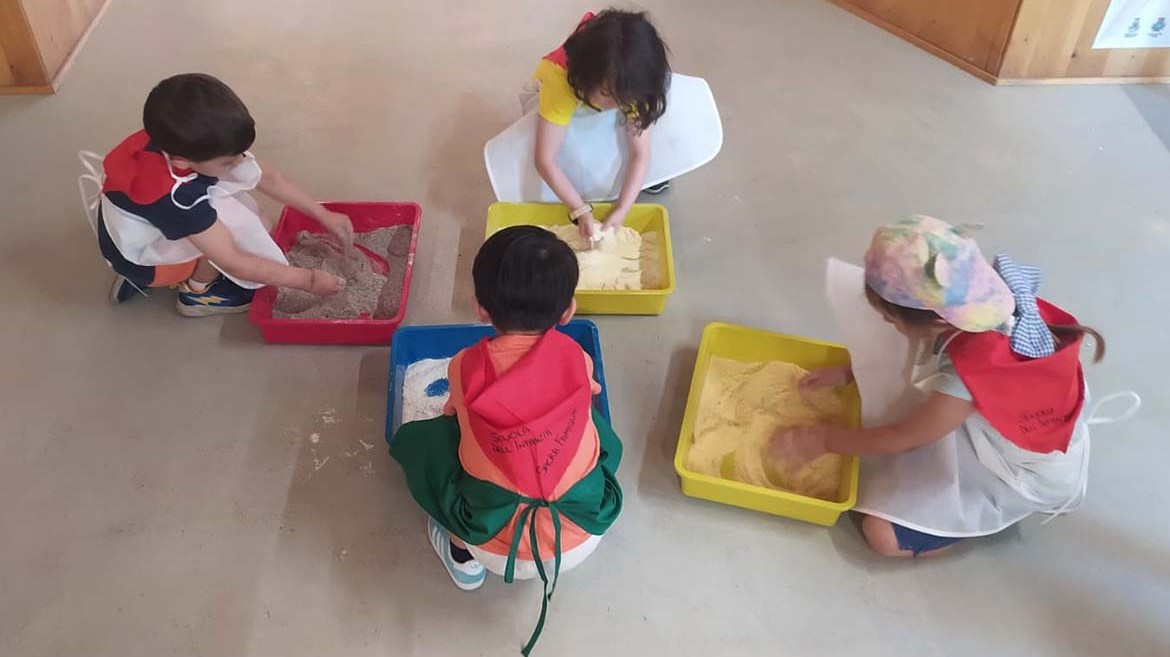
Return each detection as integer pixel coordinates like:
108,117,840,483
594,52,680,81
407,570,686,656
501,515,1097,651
402,358,453,424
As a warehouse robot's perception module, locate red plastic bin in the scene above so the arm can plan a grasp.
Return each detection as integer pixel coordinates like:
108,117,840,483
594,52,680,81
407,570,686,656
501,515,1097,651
248,201,421,345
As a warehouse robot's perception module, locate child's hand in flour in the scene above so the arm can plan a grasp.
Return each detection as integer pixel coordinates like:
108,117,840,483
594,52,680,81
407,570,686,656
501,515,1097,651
799,365,854,392
308,270,346,296
769,425,829,465
315,208,355,248
601,205,629,232
578,212,600,243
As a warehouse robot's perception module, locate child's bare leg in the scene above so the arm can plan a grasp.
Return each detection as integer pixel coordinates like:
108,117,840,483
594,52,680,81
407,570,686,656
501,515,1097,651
862,515,956,559
189,257,219,288
449,536,469,549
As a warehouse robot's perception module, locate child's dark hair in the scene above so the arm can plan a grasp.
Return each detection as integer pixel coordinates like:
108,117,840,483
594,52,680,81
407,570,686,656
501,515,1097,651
143,73,256,162
564,9,670,132
473,226,579,333
864,286,1106,362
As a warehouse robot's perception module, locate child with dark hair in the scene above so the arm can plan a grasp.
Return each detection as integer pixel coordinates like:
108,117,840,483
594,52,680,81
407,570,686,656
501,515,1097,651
533,9,670,239
391,226,623,655
773,216,1138,557
95,73,351,316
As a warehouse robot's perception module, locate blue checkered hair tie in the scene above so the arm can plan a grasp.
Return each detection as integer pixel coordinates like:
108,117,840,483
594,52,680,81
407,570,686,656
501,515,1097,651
994,254,1056,358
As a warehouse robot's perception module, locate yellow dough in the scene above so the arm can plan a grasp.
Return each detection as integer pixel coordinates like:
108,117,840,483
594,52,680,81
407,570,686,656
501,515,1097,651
687,357,846,501
544,224,661,290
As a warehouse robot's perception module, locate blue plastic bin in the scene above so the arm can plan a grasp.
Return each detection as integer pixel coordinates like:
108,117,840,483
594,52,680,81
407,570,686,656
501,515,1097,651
385,320,612,443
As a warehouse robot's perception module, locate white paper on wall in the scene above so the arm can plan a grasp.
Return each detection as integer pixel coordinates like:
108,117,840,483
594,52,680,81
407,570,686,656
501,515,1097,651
1093,0,1170,49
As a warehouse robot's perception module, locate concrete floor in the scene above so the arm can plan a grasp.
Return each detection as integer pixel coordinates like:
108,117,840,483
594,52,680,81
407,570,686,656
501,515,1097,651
2,1,1169,655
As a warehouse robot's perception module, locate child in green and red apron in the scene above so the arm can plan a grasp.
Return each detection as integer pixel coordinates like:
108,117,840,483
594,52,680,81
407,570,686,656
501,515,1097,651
391,226,622,655
774,216,1138,558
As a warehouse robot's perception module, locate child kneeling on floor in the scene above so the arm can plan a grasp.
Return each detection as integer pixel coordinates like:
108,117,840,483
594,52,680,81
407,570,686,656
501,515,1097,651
95,73,349,316
391,226,622,655
773,216,1134,558
531,9,671,239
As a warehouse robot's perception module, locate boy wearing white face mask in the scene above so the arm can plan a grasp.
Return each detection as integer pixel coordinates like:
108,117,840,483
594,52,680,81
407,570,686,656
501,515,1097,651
96,73,350,316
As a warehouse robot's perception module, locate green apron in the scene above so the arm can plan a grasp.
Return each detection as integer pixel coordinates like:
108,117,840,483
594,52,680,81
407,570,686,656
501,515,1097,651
390,409,623,655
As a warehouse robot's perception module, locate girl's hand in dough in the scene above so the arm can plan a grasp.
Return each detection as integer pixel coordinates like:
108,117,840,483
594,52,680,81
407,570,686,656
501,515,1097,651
769,425,829,465
578,212,600,242
602,205,629,232
799,365,854,392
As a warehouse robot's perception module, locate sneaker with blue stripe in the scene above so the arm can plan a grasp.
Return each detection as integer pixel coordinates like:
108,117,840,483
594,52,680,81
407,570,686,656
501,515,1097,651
175,276,254,317
428,517,485,591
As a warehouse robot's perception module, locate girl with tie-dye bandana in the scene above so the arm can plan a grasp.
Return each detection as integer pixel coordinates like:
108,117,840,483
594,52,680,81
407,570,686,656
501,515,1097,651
773,216,1138,558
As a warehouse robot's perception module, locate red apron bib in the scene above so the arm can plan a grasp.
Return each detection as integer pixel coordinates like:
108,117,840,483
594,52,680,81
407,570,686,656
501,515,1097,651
542,12,596,68
460,330,592,500
946,299,1085,454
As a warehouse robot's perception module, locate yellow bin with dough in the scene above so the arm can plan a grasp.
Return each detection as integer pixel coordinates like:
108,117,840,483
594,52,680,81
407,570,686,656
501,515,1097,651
673,322,862,526
485,202,677,315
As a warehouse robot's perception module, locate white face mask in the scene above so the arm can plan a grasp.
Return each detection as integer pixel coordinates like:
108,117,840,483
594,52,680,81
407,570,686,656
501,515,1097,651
209,152,260,195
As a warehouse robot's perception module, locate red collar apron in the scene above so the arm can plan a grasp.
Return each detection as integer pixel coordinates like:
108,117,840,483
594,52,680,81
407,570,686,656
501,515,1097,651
460,330,592,500
946,299,1085,453
542,11,596,68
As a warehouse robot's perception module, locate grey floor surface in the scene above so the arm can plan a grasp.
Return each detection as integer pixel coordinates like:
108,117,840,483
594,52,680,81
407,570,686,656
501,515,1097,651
1,1,1168,656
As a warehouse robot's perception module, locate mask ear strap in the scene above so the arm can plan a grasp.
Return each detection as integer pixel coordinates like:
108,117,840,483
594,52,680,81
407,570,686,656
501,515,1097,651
163,152,209,210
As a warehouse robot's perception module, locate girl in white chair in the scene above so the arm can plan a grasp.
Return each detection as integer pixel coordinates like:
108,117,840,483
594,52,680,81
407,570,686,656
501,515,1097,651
531,9,670,240
774,217,1127,558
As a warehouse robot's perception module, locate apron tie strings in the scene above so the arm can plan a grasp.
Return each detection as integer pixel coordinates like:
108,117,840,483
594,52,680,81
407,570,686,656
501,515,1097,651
504,498,565,657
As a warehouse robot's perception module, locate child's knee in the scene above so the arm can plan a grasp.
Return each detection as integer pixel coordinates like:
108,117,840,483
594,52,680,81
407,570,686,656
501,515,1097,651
861,515,911,558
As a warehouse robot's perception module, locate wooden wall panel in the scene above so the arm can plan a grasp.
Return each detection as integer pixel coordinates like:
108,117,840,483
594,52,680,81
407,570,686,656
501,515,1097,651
829,0,1023,74
1000,0,1170,81
20,0,107,79
0,0,47,87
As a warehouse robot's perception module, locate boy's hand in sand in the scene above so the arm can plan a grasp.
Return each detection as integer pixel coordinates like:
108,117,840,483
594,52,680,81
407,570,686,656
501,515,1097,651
315,208,355,248
770,425,829,465
799,365,854,392
308,270,346,296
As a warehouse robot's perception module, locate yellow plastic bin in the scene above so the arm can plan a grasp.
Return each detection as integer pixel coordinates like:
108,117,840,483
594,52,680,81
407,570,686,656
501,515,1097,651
485,202,677,315
673,322,862,526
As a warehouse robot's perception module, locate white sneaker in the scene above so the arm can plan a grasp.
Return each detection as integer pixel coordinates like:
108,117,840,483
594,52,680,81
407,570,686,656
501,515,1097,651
428,518,485,591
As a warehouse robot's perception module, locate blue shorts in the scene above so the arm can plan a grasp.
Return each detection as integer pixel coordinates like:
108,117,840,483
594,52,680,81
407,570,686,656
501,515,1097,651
891,524,963,556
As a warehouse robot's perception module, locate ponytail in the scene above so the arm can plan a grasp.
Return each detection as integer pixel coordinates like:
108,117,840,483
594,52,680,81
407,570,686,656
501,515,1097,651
1049,324,1106,363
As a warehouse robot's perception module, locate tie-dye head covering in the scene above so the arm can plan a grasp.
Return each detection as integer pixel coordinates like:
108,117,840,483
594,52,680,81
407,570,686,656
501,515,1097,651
864,216,1014,333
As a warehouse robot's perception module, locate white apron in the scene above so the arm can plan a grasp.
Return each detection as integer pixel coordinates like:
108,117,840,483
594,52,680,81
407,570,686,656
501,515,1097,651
824,259,1140,537
78,151,287,289
483,72,723,203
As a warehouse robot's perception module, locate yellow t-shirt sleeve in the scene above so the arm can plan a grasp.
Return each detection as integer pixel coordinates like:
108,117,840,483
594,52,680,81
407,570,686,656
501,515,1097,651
533,59,578,126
